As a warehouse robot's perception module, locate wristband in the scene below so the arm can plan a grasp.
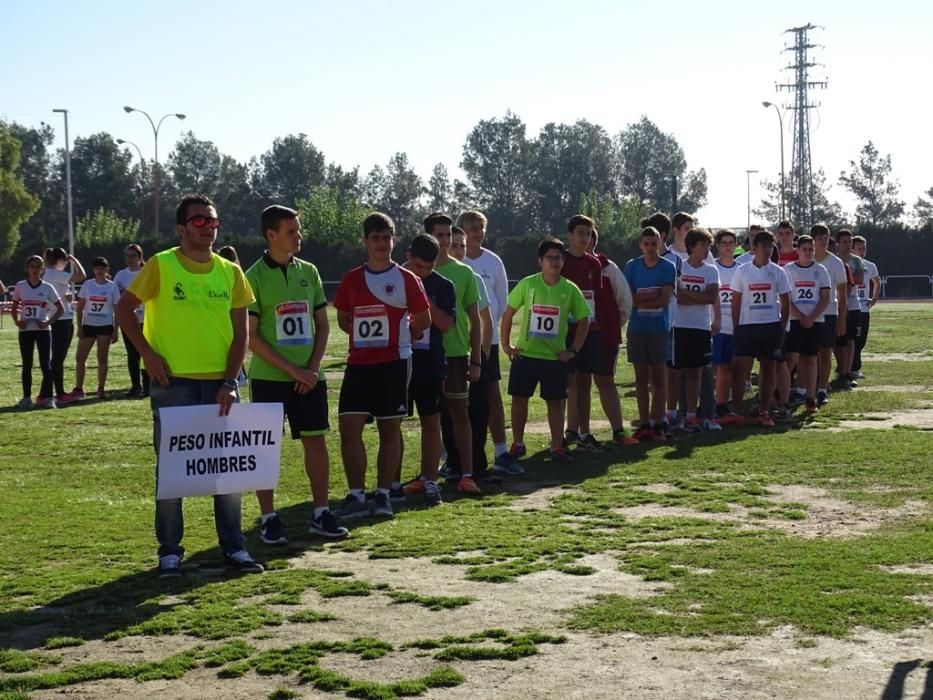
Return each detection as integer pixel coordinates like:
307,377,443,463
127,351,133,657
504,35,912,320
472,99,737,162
223,378,238,390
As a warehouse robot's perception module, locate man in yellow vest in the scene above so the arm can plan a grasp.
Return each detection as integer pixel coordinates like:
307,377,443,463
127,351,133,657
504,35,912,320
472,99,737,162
116,193,263,578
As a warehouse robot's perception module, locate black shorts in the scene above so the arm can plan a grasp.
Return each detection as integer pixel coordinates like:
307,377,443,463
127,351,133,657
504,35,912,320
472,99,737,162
669,328,712,369
734,322,784,361
251,378,329,438
508,356,568,401
595,342,620,377
444,356,470,400
566,329,600,374
487,344,501,382
785,321,822,357
338,359,410,419
82,324,114,337
409,358,444,417
820,314,837,349
835,309,861,345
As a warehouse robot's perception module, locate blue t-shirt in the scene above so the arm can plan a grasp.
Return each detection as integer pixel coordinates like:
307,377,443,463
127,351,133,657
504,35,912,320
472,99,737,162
623,256,677,333
412,271,456,374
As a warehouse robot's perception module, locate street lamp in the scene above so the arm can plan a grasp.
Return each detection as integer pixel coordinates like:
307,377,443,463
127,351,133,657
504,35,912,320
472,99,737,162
762,101,786,222
52,109,74,257
117,139,147,225
746,169,758,232
122,106,186,235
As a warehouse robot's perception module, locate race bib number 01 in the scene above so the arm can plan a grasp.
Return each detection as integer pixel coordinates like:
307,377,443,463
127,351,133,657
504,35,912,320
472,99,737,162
353,305,389,348
529,304,560,338
275,301,312,346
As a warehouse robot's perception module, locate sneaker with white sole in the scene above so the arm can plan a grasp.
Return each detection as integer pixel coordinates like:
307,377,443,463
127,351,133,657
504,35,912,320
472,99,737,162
334,494,371,519
157,554,182,578
224,550,264,574
260,515,288,546
371,491,393,517
308,510,349,538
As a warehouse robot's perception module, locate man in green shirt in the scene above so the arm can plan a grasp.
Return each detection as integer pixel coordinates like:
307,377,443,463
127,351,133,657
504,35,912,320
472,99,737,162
245,205,348,542
500,238,590,463
428,213,484,496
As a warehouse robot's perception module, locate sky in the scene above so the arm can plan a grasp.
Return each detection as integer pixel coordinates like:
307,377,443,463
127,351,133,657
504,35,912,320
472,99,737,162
2,0,930,228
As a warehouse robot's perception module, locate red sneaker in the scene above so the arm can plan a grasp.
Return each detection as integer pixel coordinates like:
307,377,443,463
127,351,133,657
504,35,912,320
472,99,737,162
757,413,775,428
402,478,426,495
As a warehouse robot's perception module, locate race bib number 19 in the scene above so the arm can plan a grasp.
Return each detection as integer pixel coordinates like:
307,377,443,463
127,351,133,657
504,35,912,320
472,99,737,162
353,305,389,348
275,301,312,346
529,304,560,338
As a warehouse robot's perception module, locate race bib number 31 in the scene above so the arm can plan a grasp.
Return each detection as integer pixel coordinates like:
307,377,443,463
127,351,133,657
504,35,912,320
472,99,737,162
353,305,389,347
529,304,560,338
275,301,312,346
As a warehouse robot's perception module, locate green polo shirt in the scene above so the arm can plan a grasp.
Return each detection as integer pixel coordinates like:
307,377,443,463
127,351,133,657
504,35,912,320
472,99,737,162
435,257,480,358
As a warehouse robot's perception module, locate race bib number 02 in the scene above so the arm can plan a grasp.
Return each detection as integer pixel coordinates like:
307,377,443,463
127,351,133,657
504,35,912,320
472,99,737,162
275,301,312,346
529,304,560,338
353,305,389,348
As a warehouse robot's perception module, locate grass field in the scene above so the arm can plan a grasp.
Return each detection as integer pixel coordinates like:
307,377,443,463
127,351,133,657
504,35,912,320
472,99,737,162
0,303,931,699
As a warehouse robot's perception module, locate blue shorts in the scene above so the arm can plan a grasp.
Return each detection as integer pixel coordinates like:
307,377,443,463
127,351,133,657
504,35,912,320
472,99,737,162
711,333,734,365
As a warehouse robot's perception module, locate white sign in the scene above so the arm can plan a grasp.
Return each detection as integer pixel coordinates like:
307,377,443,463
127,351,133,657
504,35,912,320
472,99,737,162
156,403,284,500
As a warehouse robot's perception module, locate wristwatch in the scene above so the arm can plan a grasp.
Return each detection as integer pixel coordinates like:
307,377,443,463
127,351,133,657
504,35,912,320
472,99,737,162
223,378,239,390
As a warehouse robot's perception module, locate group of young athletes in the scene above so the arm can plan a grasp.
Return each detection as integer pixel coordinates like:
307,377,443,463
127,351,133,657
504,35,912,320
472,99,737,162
5,196,882,576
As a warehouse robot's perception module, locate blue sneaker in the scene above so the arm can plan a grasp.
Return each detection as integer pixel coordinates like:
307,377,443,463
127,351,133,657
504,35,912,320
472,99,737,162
491,451,525,476
309,509,349,538
334,494,371,519
157,554,182,579
372,491,393,518
224,550,264,574
260,514,288,546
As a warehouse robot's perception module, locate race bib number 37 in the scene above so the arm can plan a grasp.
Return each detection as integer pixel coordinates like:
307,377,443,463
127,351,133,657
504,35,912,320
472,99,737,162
275,301,312,346
529,304,560,338
353,305,389,348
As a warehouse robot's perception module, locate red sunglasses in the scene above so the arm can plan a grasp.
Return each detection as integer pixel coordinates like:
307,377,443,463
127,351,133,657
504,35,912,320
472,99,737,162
185,215,221,229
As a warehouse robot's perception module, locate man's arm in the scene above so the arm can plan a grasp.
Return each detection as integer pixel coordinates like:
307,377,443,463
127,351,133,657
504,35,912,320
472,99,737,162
427,298,453,333
466,302,482,381
779,293,790,329
678,284,719,305
116,292,171,386
215,306,248,416
247,315,319,394
68,255,87,284
607,263,633,325
500,305,518,358
870,270,881,307
559,319,590,362
410,308,431,337
493,258,509,321
480,306,493,357
639,285,674,309
336,309,352,335
809,289,831,323
731,291,743,330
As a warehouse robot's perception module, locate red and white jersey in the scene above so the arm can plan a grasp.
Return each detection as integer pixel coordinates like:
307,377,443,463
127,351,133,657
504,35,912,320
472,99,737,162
561,251,603,328
784,261,831,325
715,259,740,335
334,263,430,365
731,261,791,326
675,260,719,331
12,279,60,331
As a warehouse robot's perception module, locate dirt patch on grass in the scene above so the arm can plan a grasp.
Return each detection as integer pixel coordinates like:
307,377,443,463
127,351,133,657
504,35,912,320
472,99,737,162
523,419,612,434
859,384,933,393
504,485,581,511
634,483,680,494
834,408,933,430
879,564,933,576
861,352,933,361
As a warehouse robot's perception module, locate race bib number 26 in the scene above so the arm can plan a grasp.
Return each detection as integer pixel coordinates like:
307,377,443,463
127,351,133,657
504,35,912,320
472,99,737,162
353,305,389,348
275,301,312,346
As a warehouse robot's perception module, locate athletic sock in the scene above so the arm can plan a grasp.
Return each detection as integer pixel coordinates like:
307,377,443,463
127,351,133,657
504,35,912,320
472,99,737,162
376,487,390,496
261,512,277,525
313,506,327,519
349,489,366,502
461,472,473,479
580,432,590,440
390,481,401,490
494,442,507,456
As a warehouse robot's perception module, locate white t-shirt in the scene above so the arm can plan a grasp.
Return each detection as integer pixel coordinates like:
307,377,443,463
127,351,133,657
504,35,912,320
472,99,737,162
784,261,832,325
473,272,489,313
731,261,791,326
735,251,754,266
464,248,508,344
78,279,120,327
675,260,720,331
859,260,879,312
42,268,74,320
715,259,740,336
814,252,847,316
12,280,61,331
113,267,145,322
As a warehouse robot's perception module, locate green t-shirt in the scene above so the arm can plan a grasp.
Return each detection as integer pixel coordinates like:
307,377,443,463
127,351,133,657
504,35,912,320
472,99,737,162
245,254,327,382
506,273,590,360
436,258,480,358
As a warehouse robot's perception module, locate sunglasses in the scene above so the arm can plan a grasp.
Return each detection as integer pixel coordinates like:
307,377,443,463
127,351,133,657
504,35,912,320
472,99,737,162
185,215,221,229
543,254,564,262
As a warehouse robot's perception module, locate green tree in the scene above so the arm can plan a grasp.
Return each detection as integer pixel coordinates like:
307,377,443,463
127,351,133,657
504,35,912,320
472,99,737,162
250,134,326,207
296,187,369,246
579,191,646,243
0,126,40,262
911,186,933,228
838,141,904,226
1,121,58,250
363,152,423,236
75,208,140,247
66,133,136,221
755,168,846,229
460,111,533,236
426,162,454,214
615,116,707,214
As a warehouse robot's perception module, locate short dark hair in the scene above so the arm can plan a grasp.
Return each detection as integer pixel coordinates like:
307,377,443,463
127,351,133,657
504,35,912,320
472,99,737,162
641,212,671,236
451,225,465,237
567,214,595,233
216,245,240,265
640,226,661,240
796,234,814,246
92,256,109,268
176,193,215,225
25,254,45,269
537,238,565,258
776,220,795,233
363,212,395,237
685,228,713,252
835,228,853,241
409,234,440,262
752,230,775,248
715,228,737,244
261,205,298,239
672,211,695,230
423,212,453,234
852,235,867,245
43,247,67,265
810,223,830,238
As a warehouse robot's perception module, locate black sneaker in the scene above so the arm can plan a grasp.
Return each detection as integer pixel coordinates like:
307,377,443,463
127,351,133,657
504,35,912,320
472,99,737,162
388,486,406,502
577,434,605,451
372,491,393,518
260,514,288,545
224,550,264,574
157,554,182,578
127,387,141,398
424,481,443,507
309,510,349,538
817,390,829,407
564,429,581,446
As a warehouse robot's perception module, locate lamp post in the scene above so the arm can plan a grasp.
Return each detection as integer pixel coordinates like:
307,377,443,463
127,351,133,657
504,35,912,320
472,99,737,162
122,106,185,235
51,109,74,257
762,101,786,221
117,139,147,225
746,169,758,232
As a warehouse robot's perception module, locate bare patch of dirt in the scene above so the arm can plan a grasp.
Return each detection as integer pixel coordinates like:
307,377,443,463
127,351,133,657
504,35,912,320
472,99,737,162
879,564,933,576
859,384,933,393
634,483,680,494
504,485,580,511
861,352,933,361
834,408,933,430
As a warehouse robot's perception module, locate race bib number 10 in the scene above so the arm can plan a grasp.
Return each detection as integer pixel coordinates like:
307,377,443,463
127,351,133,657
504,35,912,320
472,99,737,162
529,304,560,338
275,301,312,346
353,305,389,348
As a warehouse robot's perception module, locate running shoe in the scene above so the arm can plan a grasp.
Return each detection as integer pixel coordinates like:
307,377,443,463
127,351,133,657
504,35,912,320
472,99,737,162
716,413,745,427
67,388,86,401
652,426,668,442
224,550,264,574
577,434,605,451
491,455,525,477
371,491,394,517
260,515,288,545
788,389,807,406
457,476,482,496
56,393,76,406
308,510,349,538
563,430,581,446
97,389,108,400
334,494,371,519
388,486,406,502
703,418,723,431
632,426,655,442
613,429,639,446
757,413,775,428
507,443,527,460
34,395,56,409
16,397,32,409
424,481,443,507
682,417,703,433
127,387,142,398
816,390,829,407
157,554,182,578
805,398,819,414
549,446,573,462
402,478,426,495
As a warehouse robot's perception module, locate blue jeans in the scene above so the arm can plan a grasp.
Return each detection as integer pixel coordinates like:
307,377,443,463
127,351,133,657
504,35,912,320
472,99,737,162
150,378,245,558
